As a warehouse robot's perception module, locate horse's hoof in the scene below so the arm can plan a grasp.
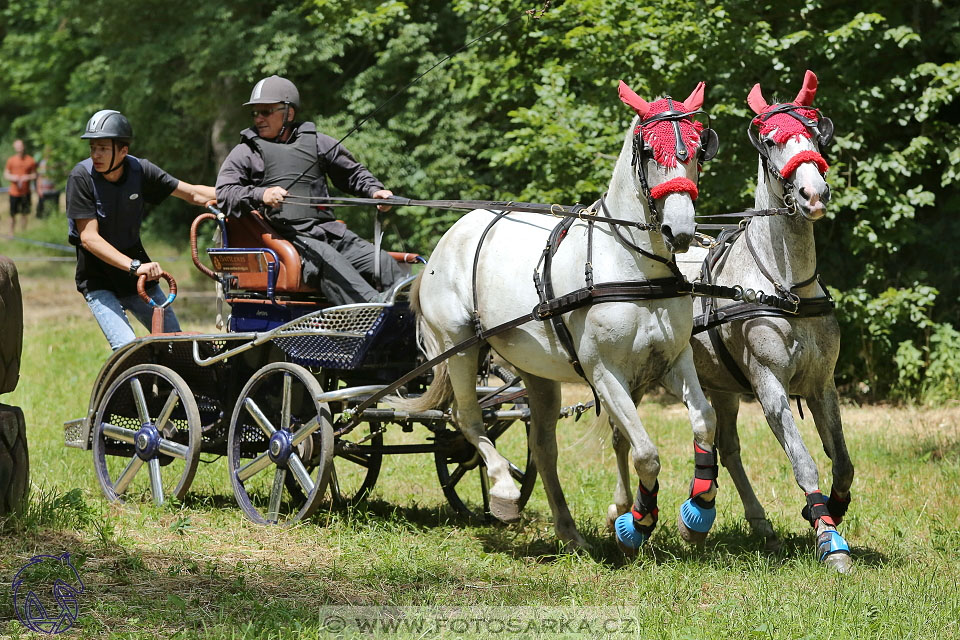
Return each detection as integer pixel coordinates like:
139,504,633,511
817,530,853,574
616,536,639,558
678,498,715,545
748,516,776,540
763,535,783,553
561,536,591,554
614,512,649,551
488,495,521,523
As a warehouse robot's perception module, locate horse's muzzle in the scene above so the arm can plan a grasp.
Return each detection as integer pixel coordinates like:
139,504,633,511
661,224,693,253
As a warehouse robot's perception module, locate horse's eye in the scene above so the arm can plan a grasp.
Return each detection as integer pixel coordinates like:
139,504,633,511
762,137,776,148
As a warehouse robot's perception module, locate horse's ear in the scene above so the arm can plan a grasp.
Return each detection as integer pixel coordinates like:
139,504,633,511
618,81,650,118
747,83,768,114
794,69,818,106
683,81,705,112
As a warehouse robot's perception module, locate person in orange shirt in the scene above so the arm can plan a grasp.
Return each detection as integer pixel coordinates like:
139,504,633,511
3,140,38,234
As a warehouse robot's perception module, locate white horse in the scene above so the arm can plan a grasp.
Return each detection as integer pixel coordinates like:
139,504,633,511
671,70,854,572
397,81,721,550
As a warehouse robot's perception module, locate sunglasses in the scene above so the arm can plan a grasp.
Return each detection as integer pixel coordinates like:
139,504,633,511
251,106,285,118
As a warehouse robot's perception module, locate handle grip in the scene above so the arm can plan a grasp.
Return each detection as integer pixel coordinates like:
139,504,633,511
137,271,177,308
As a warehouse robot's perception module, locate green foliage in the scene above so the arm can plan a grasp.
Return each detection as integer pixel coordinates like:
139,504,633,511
895,322,960,405
1,0,957,402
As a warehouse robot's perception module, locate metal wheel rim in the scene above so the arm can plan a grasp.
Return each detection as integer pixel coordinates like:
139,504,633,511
92,363,201,505
330,421,383,508
227,361,333,525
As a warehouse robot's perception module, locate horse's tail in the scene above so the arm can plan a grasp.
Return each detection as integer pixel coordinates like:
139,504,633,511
388,273,455,412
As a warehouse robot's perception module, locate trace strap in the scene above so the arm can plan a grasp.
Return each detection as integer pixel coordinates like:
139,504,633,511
336,276,693,436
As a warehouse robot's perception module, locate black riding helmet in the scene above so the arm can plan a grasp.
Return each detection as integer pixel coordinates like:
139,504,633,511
245,75,299,139
81,109,133,174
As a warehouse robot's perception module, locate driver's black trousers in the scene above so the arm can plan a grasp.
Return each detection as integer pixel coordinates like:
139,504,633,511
275,217,406,305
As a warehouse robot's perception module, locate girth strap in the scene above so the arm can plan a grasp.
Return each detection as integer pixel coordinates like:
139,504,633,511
693,295,835,334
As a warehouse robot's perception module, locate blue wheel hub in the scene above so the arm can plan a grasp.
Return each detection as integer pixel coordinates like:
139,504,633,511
268,430,293,465
680,498,716,533
134,424,160,460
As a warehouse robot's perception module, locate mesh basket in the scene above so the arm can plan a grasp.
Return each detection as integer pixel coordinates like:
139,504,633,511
272,305,388,369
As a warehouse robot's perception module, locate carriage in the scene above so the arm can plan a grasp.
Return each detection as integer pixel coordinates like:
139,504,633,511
63,206,538,525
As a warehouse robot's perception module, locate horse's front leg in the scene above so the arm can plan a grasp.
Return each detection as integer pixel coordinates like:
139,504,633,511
752,371,853,573
659,345,720,544
805,383,855,527
523,373,586,549
592,372,662,553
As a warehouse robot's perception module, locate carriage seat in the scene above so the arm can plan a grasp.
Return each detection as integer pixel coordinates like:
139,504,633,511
218,210,317,294
203,210,423,298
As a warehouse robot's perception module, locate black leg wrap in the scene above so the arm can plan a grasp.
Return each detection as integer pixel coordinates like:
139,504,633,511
630,480,660,534
633,480,659,518
827,489,851,523
689,442,719,499
801,491,834,528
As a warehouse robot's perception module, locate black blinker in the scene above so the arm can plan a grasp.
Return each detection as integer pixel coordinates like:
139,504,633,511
817,117,835,147
699,128,719,162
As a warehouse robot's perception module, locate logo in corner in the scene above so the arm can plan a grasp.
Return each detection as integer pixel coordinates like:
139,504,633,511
12,552,85,635
129,193,139,200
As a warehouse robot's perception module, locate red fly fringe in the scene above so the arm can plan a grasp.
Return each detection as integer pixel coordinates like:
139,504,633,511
780,150,828,178
650,177,699,200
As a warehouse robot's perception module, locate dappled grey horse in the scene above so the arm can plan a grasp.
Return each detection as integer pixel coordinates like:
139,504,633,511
397,81,722,550
673,70,854,572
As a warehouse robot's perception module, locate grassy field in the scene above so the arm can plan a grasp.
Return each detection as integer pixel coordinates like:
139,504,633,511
2,218,960,638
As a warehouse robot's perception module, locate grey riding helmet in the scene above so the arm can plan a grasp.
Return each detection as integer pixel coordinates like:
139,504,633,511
244,75,300,108
80,109,133,143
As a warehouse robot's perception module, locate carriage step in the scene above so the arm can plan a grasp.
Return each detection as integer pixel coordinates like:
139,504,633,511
63,418,90,451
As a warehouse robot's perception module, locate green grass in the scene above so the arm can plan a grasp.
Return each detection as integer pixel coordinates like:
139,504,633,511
2,218,960,638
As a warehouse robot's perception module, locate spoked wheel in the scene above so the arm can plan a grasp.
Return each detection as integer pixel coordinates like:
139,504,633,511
434,417,537,521
227,362,334,525
92,364,201,505
330,421,384,508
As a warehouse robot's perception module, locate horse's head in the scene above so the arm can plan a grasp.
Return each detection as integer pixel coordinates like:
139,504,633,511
748,70,834,221
619,80,718,253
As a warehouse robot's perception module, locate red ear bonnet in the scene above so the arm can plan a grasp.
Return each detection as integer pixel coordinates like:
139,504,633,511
747,83,768,115
618,81,650,118
683,81,705,112
794,70,818,106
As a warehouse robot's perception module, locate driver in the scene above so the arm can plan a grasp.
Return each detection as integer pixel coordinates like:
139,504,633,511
65,110,217,349
215,75,405,305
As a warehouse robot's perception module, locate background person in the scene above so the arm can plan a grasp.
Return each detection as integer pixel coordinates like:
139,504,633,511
216,75,405,305
35,151,61,218
3,139,37,235
66,109,216,350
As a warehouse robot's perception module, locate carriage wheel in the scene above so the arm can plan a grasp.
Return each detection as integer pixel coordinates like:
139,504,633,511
434,418,537,521
92,364,201,505
330,421,384,508
227,362,333,525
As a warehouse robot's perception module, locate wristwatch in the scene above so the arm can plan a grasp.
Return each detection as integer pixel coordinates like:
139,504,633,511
128,259,141,276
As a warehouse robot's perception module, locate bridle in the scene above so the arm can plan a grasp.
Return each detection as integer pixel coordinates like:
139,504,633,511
630,99,719,231
746,103,834,214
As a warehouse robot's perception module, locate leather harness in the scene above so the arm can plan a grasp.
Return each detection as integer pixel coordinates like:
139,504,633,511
692,221,835,392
